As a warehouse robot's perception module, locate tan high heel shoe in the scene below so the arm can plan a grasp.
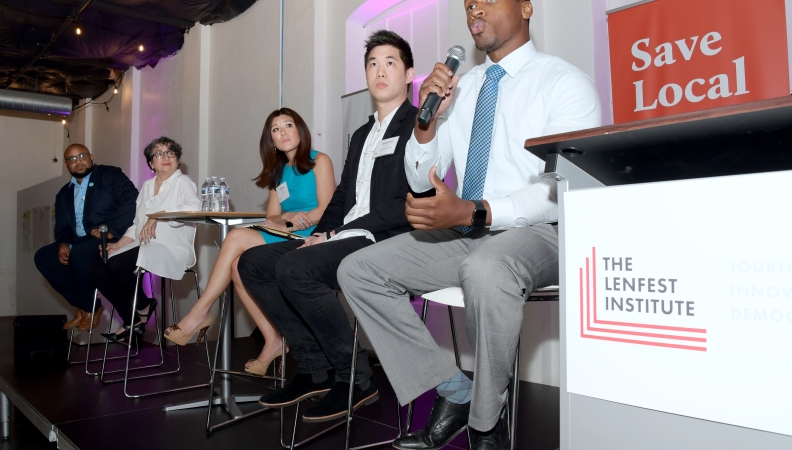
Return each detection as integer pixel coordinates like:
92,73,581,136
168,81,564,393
244,346,290,376
164,315,213,346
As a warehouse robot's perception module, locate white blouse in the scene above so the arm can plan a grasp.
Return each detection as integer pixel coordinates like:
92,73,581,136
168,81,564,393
114,169,201,280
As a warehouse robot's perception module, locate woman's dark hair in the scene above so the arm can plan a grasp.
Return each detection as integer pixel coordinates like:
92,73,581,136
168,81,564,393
254,108,314,190
144,136,182,170
364,30,414,70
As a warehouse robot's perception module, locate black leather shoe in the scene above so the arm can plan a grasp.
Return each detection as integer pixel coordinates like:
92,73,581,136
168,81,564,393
392,396,470,450
259,372,333,408
101,323,145,343
302,377,379,422
469,412,509,450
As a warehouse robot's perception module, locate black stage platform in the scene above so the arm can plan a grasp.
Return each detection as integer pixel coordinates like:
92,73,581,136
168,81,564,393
0,317,559,449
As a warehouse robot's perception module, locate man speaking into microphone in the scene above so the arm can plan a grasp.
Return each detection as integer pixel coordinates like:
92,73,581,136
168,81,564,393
339,1,601,448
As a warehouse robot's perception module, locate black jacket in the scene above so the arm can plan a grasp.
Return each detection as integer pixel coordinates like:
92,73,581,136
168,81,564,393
54,164,138,244
314,99,417,242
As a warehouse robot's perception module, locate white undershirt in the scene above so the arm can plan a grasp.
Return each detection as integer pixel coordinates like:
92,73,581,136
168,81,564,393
342,106,399,224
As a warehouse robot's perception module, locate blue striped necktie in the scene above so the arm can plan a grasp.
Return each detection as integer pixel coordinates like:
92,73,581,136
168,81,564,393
460,64,506,234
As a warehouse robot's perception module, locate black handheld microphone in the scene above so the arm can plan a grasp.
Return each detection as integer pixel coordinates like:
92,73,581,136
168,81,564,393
99,224,108,264
417,46,467,125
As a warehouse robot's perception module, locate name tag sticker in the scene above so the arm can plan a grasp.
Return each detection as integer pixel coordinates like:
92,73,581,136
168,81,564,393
276,182,291,203
145,195,163,211
374,136,399,158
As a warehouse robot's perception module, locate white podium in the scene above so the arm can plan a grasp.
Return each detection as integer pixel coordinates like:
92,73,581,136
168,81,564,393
527,97,792,449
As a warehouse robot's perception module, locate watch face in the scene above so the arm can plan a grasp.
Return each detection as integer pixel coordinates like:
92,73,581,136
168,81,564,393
472,202,487,228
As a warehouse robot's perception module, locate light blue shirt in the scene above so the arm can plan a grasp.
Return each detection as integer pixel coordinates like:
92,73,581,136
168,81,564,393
71,172,92,237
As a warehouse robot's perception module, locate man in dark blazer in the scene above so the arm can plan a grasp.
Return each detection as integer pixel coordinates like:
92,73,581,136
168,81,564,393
237,30,417,422
34,144,138,331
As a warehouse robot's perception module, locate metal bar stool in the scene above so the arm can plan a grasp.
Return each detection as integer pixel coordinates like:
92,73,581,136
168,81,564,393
284,292,411,450
67,288,140,376
98,270,168,384
204,289,287,434
285,318,407,450
99,268,212,398
420,285,560,450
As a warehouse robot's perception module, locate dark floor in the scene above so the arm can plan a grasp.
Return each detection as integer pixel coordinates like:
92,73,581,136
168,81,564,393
0,317,559,450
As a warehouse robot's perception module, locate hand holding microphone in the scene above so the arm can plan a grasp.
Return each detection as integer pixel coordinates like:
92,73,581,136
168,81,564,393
417,46,467,126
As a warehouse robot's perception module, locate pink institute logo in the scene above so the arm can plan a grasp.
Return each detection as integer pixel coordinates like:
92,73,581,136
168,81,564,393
578,247,708,351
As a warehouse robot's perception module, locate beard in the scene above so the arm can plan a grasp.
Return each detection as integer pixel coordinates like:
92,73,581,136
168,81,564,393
473,34,500,53
69,164,94,179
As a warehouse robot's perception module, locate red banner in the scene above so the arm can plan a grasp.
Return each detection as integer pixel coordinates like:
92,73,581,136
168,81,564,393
608,0,790,124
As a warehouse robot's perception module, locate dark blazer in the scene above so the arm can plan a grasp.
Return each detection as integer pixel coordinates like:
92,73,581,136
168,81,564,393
54,164,138,244
314,99,417,242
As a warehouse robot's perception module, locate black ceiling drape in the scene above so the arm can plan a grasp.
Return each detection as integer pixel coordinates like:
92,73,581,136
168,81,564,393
0,0,256,101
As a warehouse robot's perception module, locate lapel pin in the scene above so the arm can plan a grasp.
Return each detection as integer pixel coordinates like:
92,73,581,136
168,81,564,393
89,182,94,187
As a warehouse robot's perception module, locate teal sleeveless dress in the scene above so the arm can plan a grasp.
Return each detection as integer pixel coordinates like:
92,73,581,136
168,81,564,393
261,150,320,244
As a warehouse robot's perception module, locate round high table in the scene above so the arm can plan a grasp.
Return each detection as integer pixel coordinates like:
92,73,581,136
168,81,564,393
148,211,271,431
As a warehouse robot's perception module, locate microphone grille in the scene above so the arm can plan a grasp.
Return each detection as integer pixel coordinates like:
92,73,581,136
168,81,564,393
446,45,467,63
99,224,108,232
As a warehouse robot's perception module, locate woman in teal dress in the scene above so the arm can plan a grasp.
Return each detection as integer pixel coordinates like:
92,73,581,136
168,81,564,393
258,148,322,243
165,108,335,375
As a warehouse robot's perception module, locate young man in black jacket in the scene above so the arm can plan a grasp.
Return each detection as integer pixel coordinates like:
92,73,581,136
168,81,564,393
34,144,138,332
237,30,417,422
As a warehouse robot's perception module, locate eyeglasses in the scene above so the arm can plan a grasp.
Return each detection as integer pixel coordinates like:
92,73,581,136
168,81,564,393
152,150,177,160
65,152,90,164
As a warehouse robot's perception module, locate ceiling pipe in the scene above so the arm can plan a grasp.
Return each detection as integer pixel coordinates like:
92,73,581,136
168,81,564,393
0,90,73,116
3,0,95,90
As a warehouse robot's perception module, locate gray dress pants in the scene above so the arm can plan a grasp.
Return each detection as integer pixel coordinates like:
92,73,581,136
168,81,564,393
337,224,558,431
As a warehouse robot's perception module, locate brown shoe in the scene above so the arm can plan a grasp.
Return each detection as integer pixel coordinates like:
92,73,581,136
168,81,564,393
63,308,85,329
78,306,105,332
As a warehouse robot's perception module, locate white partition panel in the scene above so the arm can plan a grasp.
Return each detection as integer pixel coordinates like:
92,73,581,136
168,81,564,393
560,170,792,448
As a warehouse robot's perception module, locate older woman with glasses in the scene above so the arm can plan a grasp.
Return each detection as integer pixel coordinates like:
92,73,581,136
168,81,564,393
89,137,201,341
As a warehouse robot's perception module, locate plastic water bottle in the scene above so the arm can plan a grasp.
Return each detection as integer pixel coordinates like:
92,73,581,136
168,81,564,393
200,178,211,211
209,176,221,212
219,178,230,212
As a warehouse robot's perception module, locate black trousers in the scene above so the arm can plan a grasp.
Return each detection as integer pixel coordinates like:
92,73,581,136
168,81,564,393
89,247,148,327
34,236,103,312
238,236,373,383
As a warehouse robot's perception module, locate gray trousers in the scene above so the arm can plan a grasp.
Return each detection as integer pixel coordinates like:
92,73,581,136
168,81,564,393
338,225,558,431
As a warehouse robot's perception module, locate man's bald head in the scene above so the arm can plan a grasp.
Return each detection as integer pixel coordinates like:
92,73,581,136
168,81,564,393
64,144,90,155
64,144,94,180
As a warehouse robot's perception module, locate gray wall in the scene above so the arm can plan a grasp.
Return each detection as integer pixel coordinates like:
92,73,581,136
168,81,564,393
0,111,65,317
16,173,71,318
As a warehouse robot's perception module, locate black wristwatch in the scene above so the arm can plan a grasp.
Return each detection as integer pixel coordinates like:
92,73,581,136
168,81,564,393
471,200,487,228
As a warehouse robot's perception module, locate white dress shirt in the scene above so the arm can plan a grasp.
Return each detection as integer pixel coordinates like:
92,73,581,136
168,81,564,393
328,106,401,244
343,106,399,224
405,40,602,229
113,169,201,280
